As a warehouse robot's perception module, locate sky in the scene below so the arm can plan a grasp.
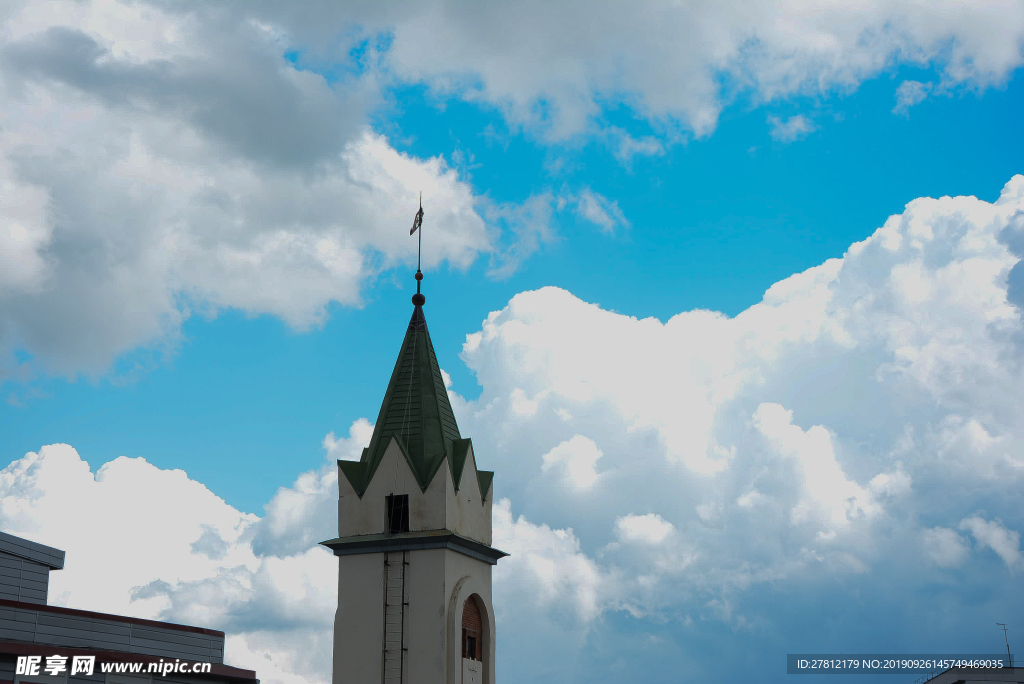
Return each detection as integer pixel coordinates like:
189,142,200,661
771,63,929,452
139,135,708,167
0,2,1023,683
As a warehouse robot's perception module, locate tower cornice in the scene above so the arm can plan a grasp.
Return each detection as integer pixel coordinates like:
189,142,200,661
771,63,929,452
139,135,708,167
321,529,508,565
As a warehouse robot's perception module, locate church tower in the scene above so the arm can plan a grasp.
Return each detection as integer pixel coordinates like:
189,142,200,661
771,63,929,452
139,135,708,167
322,267,506,684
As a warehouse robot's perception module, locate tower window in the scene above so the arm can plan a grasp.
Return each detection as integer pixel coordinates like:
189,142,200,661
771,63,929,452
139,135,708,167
386,494,409,534
461,596,483,660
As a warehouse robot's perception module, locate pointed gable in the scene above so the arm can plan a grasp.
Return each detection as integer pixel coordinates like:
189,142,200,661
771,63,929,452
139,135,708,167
450,438,493,500
341,303,463,497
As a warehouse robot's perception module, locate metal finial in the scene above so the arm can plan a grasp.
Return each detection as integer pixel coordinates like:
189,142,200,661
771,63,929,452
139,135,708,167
410,193,425,306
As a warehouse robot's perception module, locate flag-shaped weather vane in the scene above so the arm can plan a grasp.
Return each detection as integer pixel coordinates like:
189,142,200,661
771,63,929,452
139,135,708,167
410,192,425,306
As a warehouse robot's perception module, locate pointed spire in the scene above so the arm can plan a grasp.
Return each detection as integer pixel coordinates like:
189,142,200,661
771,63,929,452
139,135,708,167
337,198,494,500
339,302,462,496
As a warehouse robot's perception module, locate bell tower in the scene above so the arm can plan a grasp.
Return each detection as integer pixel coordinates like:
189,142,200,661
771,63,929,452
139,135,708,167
322,264,506,684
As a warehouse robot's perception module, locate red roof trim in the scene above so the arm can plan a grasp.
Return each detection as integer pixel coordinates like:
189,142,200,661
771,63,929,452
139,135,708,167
0,599,223,637
0,642,255,682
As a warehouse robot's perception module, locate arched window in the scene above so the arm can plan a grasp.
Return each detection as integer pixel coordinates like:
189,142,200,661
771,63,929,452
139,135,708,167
461,596,482,661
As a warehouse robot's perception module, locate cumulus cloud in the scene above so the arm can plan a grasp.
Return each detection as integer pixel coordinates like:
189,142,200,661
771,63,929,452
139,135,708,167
540,434,604,489
450,175,1024,647
493,498,606,623
3,0,1023,381
0,437,602,684
0,4,1021,672
615,513,675,544
0,1,570,381
250,1,1024,141
736,489,766,509
999,209,1024,311
922,526,970,568
960,516,1023,570
753,402,880,530
0,443,336,682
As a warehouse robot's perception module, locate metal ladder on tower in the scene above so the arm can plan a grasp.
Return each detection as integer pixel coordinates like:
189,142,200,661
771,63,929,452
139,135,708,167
382,551,408,683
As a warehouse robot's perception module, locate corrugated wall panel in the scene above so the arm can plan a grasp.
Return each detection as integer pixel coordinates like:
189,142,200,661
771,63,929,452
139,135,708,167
0,532,65,569
0,552,50,604
133,630,218,651
0,625,37,641
0,605,224,663
130,626,217,650
34,623,132,647
0,561,21,575
0,657,16,679
127,642,214,661
12,609,40,623
19,587,47,603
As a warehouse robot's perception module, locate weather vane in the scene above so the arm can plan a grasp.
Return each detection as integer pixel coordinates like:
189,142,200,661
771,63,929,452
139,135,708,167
410,192,425,305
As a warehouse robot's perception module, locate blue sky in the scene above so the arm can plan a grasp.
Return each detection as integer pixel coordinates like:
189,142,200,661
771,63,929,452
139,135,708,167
1,3,1023,683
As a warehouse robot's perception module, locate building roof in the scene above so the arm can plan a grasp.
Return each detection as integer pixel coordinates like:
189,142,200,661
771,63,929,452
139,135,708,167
0,531,64,570
339,300,493,500
0,597,223,637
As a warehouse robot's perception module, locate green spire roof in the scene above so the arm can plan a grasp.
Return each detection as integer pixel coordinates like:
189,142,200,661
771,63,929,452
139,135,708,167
339,302,493,499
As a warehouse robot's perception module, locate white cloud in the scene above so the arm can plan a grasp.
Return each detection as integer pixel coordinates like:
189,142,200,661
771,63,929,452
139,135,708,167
736,489,766,508
540,434,603,489
868,468,912,498
0,2,578,380
253,1,1024,141
480,192,559,280
0,436,610,684
893,80,933,117
0,445,259,613
753,403,880,529
615,513,675,544
451,174,1024,634
5,169,1024,680
960,516,1023,570
574,188,630,234
492,498,605,623
608,129,665,163
0,443,338,684
922,526,969,568
767,114,817,143
322,418,375,462
3,1,1023,380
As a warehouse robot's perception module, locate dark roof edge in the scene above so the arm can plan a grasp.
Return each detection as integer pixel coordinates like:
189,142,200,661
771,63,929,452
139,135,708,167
0,531,65,569
0,598,223,637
